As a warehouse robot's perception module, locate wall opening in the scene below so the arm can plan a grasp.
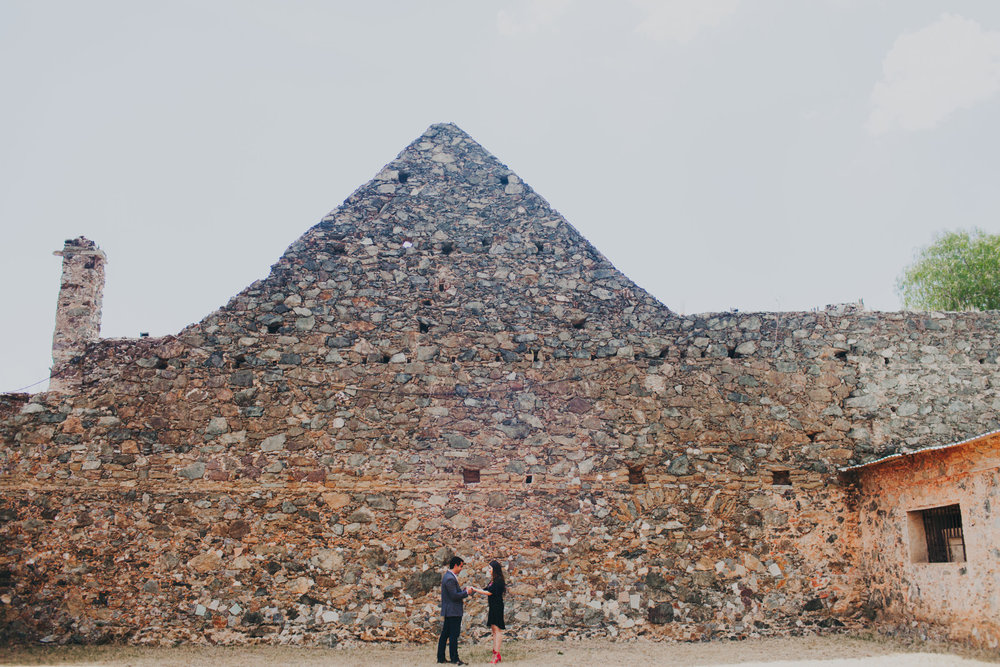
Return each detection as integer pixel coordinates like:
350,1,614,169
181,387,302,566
463,468,480,484
397,170,410,183
524,474,533,484
907,504,966,563
772,470,791,486
627,465,646,484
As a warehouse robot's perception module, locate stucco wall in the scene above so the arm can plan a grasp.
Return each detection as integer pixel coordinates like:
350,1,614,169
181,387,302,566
852,435,1000,648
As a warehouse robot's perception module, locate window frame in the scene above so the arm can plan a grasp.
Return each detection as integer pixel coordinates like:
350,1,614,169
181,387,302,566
906,503,967,564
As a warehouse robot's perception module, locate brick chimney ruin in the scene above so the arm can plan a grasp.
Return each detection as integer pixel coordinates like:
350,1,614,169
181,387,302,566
50,237,106,393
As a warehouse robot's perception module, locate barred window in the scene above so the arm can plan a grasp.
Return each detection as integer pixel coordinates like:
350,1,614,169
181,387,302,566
907,504,966,563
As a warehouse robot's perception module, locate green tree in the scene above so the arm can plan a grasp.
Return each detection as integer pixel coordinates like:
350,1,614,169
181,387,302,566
897,229,1000,311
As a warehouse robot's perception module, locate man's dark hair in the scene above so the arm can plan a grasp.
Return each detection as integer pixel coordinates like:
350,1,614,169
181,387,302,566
448,556,464,569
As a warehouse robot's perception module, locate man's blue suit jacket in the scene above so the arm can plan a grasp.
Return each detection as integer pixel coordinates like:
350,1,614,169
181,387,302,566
440,569,468,617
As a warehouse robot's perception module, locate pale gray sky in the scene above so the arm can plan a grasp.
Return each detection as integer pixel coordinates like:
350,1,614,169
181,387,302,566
4,1,1000,393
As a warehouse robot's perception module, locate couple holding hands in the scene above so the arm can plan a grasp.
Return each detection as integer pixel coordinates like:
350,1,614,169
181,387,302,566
438,556,506,665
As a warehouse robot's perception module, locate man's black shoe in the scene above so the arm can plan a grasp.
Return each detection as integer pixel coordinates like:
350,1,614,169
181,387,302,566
451,661,467,665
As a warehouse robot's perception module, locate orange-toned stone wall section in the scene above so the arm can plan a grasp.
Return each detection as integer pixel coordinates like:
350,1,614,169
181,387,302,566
0,343,862,645
853,436,1000,648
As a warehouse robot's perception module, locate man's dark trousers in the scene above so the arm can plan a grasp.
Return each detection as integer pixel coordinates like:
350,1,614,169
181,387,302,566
438,567,467,662
437,615,461,663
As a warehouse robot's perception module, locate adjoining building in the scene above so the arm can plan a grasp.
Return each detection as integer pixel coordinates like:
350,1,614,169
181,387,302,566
843,431,1000,646
1,124,997,648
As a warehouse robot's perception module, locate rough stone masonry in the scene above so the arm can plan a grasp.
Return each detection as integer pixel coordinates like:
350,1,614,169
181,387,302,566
1,123,998,647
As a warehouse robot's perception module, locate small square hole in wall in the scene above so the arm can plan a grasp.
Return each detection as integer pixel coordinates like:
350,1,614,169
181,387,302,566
907,504,966,563
772,470,791,486
525,474,533,484
463,468,480,484
628,465,646,484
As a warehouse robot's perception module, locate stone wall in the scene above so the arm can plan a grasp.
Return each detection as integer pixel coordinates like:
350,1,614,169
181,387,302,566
50,237,106,394
2,124,999,646
0,394,28,421
849,435,1000,648
0,329,864,644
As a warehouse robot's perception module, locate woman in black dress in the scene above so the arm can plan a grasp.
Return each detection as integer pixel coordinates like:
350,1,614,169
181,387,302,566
477,559,506,664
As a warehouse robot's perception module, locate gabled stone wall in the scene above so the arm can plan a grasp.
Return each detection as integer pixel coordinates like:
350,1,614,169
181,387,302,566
2,124,999,646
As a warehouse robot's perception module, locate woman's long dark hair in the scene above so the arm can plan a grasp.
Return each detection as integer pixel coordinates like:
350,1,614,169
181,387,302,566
489,559,506,593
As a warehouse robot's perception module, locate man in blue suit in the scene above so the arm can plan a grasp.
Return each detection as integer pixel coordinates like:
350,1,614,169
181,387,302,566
437,556,472,664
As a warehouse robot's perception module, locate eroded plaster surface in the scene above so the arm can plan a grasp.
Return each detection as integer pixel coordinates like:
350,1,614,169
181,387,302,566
853,434,1000,647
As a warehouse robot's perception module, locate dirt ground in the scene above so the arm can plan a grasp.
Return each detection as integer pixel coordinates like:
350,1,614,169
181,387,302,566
1,635,997,667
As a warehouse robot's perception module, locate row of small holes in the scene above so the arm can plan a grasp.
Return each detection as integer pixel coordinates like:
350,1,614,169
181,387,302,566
392,170,509,186
626,466,793,486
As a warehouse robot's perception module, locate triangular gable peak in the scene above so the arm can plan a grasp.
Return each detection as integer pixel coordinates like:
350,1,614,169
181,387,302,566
187,123,673,354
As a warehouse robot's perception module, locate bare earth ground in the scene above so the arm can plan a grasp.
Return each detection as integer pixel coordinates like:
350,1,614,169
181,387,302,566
1,636,998,667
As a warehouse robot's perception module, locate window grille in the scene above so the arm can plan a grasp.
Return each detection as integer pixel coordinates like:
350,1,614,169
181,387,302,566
908,504,966,563
462,468,480,484
921,504,965,563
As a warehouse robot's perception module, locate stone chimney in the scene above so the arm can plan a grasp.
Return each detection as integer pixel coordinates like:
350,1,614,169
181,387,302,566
50,237,106,393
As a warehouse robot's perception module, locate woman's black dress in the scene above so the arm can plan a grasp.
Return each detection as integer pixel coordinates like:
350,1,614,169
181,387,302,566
485,580,506,629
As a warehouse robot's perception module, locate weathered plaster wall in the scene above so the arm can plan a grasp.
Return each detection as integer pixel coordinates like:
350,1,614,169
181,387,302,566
2,124,999,646
852,436,1000,648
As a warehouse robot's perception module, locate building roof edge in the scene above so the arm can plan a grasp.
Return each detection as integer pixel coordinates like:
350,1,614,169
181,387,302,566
839,429,1000,473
